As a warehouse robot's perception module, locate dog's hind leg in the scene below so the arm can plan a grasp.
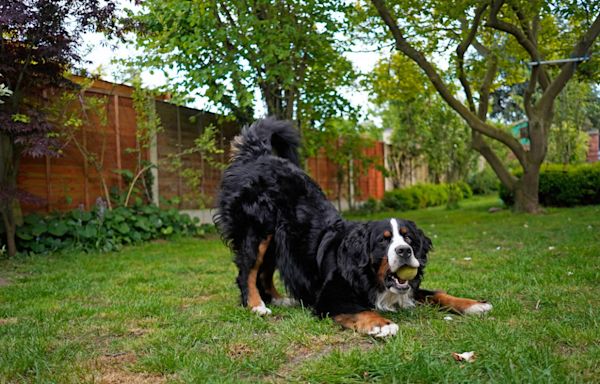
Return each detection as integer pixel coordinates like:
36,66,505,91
243,235,273,316
259,251,298,307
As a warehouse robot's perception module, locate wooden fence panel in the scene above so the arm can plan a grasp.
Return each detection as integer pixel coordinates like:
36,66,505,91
18,79,384,214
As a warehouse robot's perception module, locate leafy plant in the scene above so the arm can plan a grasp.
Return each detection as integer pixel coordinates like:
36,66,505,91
13,201,208,255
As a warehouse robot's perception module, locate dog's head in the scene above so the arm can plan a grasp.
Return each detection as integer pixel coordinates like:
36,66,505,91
369,218,431,294
337,218,431,296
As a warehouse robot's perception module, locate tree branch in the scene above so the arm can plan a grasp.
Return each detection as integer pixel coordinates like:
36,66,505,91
523,64,539,117
370,0,527,167
537,12,600,115
456,4,488,113
472,132,517,189
487,0,550,89
477,55,498,120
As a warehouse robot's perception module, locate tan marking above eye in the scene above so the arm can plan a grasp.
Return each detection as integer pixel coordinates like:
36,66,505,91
400,227,408,235
383,230,392,239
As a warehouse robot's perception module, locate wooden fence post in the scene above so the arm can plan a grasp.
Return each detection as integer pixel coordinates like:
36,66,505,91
114,94,123,189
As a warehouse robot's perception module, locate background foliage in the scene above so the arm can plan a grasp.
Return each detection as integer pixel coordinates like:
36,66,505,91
125,0,357,125
500,162,600,207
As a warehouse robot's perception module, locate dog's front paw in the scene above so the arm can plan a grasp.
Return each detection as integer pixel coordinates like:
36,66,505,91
368,323,399,338
463,301,493,315
251,301,272,316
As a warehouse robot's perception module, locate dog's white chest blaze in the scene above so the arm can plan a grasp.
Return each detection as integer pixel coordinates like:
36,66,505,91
375,288,416,311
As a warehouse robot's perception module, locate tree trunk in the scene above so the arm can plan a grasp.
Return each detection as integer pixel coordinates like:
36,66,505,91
514,165,541,213
1,200,17,257
0,132,19,257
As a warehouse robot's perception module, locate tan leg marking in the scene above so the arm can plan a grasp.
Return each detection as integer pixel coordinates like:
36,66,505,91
247,235,272,310
427,292,492,315
333,311,399,337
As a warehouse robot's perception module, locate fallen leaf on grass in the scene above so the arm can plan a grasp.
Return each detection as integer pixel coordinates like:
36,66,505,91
452,351,476,363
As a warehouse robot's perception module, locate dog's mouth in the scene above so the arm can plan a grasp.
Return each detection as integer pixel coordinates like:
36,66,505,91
384,270,410,293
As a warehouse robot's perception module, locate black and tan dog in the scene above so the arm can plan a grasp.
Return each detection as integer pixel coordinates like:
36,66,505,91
214,118,491,337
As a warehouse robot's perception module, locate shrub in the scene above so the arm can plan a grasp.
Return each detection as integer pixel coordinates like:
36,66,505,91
350,197,380,215
382,182,472,211
468,167,500,195
499,163,600,207
13,202,207,255
455,181,473,199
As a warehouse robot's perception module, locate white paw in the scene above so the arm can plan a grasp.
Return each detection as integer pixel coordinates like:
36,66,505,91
368,323,399,338
251,301,272,316
271,297,299,307
464,302,493,315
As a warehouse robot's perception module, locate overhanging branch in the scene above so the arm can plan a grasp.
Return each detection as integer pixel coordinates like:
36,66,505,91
487,0,550,89
370,0,527,167
456,4,488,113
537,12,600,115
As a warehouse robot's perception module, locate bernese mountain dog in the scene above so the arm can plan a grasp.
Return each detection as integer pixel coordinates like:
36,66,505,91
214,118,491,337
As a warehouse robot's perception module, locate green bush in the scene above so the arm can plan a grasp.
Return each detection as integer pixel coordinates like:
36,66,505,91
455,181,474,199
351,198,380,215
468,167,500,195
382,182,472,211
499,163,600,207
14,202,208,255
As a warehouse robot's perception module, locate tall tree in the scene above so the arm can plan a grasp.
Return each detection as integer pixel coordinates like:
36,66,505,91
126,0,357,125
364,0,600,212
0,0,118,257
370,53,475,186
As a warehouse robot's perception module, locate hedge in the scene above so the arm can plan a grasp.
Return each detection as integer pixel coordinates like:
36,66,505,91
382,182,473,211
11,202,209,255
499,162,600,207
468,167,500,195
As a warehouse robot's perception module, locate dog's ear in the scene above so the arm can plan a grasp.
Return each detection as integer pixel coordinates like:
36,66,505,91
337,224,371,272
316,230,340,270
406,220,432,262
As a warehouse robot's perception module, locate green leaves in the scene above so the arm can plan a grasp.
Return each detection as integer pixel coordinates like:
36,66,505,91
127,0,356,123
47,221,69,237
14,203,206,255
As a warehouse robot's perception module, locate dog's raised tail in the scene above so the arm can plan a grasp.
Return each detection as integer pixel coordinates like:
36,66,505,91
230,118,301,166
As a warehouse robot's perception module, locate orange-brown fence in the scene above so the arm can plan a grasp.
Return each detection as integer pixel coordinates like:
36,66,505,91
18,79,384,214
19,81,140,213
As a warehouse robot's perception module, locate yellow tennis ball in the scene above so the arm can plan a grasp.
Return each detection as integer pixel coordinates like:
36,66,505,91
396,265,418,281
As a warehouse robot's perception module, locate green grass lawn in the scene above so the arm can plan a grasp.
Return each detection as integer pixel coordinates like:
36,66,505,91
1,196,599,383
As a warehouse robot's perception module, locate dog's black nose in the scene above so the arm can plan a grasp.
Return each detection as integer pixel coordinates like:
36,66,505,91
395,245,411,257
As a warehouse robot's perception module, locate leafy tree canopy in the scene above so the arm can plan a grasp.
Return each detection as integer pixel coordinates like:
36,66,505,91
126,0,358,125
0,0,118,156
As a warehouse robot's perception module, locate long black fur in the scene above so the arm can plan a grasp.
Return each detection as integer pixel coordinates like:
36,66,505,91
214,118,432,318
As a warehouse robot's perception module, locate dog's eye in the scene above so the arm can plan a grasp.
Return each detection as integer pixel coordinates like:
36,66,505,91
383,230,392,240
404,236,412,244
